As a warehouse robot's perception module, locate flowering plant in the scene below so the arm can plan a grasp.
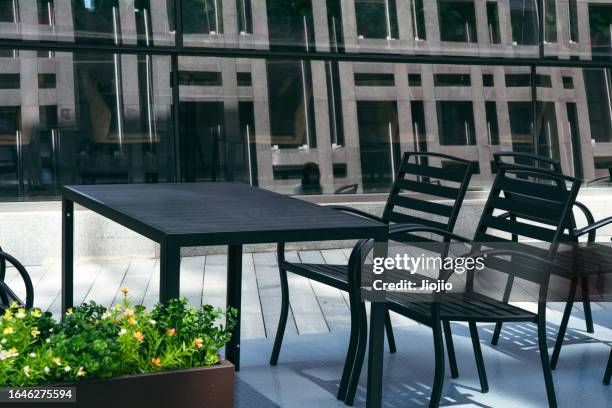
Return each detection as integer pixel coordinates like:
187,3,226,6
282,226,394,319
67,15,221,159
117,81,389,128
0,288,237,387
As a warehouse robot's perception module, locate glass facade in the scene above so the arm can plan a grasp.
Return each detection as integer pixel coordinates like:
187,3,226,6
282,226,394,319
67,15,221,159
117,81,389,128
0,0,609,199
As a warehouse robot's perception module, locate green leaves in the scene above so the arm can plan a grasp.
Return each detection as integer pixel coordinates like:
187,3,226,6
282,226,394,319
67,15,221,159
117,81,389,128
0,294,237,387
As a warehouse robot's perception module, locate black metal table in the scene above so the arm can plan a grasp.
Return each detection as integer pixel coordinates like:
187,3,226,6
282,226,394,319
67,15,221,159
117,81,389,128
61,182,387,371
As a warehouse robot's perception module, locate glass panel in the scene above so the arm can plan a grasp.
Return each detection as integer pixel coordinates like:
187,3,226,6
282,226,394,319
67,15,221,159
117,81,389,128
267,60,316,149
237,0,253,34
543,0,557,43
531,67,612,184
438,0,477,43
437,101,476,145
327,0,344,51
486,1,501,44
411,0,427,40
0,51,173,199
266,0,314,50
0,1,175,45
509,0,538,46
355,0,398,40
183,0,223,35
357,101,400,192
589,3,612,59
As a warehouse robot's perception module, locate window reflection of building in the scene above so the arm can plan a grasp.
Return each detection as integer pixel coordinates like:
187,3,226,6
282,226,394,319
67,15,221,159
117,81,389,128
267,60,316,149
267,0,314,50
184,0,223,35
438,0,477,43
509,0,538,45
357,101,400,192
355,0,398,40
0,1,609,199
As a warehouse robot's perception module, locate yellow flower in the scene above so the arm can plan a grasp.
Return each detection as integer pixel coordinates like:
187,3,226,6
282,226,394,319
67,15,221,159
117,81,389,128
77,367,86,377
31,328,41,338
127,317,137,326
15,309,26,319
113,304,122,311
9,301,18,310
166,328,176,337
3,310,13,320
52,357,61,366
151,358,161,367
3,327,13,335
8,348,18,358
122,308,134,317
65,308,73,316
120,287,129,296
134,331,144,342
193,337,204,349
31,309,42,318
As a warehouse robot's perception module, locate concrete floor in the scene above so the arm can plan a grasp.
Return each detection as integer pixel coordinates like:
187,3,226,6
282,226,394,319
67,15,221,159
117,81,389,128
236,306,612,407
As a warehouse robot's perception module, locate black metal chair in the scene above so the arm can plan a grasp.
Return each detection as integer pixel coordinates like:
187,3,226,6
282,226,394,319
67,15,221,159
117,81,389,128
347,164,581,408
270,151,477,404
0,248,34,312
491,151,596,342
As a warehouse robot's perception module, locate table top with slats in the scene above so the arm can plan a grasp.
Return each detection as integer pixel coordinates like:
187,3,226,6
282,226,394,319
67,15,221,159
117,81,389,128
63,183,387,246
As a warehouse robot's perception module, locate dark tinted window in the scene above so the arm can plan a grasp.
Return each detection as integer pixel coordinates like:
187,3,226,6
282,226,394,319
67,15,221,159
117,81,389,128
354,73,395,86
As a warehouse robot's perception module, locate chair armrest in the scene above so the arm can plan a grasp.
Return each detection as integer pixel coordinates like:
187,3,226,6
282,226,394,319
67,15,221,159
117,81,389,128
465,248,572,276
327,205,385,223
573,201,596,242
573,216,612,239
388,224,471,243
0,250,33,309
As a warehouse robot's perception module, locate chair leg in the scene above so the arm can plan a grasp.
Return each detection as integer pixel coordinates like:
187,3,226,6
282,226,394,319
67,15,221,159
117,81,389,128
491,275,515,345
538,318,558,408
344,302,367,406
337,293,361,400
385,310,397,354
442,321,459,378
430,318,446,408
491,322,503,346
604,349,612,385
269,264,289,366
581,277,594,334
551,279,577,370
469,322,489,393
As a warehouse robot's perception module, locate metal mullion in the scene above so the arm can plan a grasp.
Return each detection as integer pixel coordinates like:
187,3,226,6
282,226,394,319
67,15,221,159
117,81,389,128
171,54,181,183
531,65,539,157
537,0,544,59
0,39,611,69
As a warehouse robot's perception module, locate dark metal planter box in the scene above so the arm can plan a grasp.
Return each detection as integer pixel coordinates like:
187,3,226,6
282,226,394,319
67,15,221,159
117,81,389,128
10,359,234,408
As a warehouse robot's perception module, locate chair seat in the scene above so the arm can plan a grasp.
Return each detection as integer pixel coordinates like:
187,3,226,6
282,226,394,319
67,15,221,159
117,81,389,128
387,291,537,324
554,244,612,278
280,260,350,290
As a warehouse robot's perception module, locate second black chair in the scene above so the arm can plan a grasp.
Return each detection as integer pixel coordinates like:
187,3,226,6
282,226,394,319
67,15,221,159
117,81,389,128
269,151,476,404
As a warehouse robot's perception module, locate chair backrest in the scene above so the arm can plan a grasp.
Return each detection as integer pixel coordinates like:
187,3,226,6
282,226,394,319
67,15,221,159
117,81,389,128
493,151,582,239
472,164,581,285
493,151,562,174
381,152,476,240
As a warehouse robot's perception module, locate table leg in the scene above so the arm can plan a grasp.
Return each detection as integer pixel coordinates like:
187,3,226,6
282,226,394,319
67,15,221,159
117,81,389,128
367,301,386,408
61,198,74,314
226,244,243,371
159,240,181,303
